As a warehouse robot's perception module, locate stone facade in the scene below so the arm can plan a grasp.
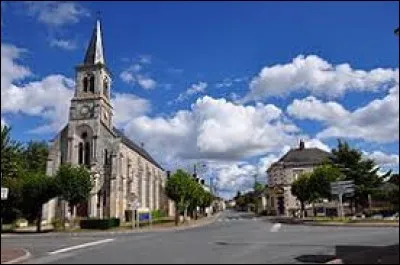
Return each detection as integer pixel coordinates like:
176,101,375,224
266,140,332,217
42,20,171,223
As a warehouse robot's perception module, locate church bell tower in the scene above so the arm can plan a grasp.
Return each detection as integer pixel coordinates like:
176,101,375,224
67,19,113,167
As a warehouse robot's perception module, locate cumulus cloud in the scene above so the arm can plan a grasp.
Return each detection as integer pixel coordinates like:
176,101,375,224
124,96,299,162
24,1,90,27
176,82,207,102
112,93,151,127
363,151,399,168
287,82,399,143
243,55,398,102
49,39,77,50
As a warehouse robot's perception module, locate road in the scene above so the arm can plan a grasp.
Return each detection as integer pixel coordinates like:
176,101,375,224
1,210,399,264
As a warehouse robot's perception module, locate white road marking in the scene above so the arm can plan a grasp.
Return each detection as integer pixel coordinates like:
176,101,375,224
270,223,282,232
48,238,115,255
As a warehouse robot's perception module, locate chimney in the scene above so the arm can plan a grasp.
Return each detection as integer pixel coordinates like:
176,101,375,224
140,142,144,149
299,139,305,150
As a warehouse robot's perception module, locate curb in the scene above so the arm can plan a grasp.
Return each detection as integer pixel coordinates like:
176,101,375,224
3,249,31,264
1,213,222,238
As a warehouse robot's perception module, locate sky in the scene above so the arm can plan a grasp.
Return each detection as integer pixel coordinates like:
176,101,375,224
1,1,399,199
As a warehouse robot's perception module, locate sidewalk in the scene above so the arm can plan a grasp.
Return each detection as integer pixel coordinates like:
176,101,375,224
1,212,222,238
1,248,31,264
326,244,399,264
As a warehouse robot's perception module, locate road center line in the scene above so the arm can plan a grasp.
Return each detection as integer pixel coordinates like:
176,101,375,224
48,238,115,255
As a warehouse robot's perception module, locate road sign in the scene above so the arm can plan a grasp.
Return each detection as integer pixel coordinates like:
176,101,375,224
1,187,9,200
330,180,355,218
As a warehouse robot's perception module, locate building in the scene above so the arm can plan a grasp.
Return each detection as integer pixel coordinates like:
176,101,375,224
266,140,332,216
42,20,171,223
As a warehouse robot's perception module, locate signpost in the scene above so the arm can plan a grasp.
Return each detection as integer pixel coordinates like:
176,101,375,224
330,180,355,218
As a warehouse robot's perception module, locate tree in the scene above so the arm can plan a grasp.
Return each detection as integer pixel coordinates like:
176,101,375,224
291,173,312,218
165,169,193,225
20,173,58,232
1,125,23,180
308,164,344,201
1,125,25,223
54,164,93,228
330,140,389,212
22,141,49,174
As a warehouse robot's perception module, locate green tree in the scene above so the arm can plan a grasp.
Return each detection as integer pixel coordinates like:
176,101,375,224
165,169,193,225
330,140,389,212
1,125,23,180
308,164,344,201
20,173,58,232
22,141,49,174
1,125,25,223
291,173,312,218
54,164,93,228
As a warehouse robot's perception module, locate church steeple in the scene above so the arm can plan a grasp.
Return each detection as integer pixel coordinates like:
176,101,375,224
83,19,105,65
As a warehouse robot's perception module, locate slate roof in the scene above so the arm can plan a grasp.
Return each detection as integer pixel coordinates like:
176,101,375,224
113,127,164,171
277,147,333,165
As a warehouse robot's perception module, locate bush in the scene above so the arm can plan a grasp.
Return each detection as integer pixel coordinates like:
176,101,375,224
79,218,121,230
151,209,166,220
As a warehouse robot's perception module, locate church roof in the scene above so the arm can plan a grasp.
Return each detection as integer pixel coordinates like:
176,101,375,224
113,127,164,171
83,20,105,65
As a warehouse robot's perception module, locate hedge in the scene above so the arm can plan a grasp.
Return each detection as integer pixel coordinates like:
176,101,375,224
80,218,120,230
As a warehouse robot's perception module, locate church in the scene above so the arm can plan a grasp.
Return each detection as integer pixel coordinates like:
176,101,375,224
42,20,171,223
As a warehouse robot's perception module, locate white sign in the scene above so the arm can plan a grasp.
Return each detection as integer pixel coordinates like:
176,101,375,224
132,199,140,210
1,187,9,200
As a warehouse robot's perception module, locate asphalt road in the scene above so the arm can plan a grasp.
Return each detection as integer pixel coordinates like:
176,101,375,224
1,210,399,264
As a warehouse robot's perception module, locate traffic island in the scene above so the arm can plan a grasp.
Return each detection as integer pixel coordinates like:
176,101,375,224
1,248,31,264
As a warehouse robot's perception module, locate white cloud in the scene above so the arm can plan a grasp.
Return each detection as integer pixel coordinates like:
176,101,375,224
138,55,151,64
112,93,151,127
176,82,208,102
120,64,156,90
215,77,247,88
124,96,299,162
363,151,399,168
136,75,156,90
287,84,399,143
287,96,349,122
25,1,90,27
49,39,77,50
304,138,331,152
243,55,398,102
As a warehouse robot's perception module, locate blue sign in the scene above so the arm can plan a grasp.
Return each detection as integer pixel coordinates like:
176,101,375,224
139,213,150,221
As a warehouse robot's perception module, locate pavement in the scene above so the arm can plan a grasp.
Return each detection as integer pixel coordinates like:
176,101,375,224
1,210,398,264
1,248,30,264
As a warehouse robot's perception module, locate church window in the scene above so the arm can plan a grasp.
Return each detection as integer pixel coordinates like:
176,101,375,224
84,142,91,167
83,77,88,92
103,77,109,98
89,75,95,93
82,132,88,139
78,142,84,165
104,149,108,165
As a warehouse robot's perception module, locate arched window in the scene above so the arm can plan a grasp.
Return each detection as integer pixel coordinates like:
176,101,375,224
89,75,95,93
103,78,109,98
83,77,88,92
84,142,91,167
78,142,84,165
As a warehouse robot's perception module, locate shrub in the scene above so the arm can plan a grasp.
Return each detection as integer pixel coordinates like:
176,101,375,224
79,218,120,230
151,209,166,220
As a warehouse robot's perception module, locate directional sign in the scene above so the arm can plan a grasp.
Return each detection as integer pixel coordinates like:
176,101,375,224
1,187,9,200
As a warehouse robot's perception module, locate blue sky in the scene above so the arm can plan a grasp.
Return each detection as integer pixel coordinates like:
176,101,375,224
1,1,399,198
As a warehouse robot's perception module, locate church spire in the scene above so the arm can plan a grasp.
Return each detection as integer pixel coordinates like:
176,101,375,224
83,19,105,65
